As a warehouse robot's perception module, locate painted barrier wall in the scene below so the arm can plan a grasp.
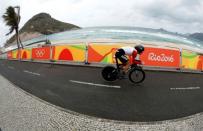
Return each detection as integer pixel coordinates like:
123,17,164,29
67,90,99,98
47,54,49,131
32,47,51,60
11,50,21,59
20,48,32,60
87,43,125,63
181,50,203,70
140,47,180,68
52,44,86,62
88,44,180,68
7,51,12,59
7,49,31,60
3,43,203,71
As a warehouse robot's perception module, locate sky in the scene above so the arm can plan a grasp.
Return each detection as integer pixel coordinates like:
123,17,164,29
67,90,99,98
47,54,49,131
1,0,203,46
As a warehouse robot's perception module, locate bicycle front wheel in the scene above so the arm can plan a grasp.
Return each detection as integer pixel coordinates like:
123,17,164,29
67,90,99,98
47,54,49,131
128,68,145,84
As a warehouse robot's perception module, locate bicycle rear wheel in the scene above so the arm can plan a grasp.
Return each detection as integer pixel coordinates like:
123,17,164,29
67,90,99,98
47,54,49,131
101,66,118,81
128,68,145,84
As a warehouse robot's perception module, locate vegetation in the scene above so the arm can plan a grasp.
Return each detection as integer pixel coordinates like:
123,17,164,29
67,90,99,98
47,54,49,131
2,6,23,49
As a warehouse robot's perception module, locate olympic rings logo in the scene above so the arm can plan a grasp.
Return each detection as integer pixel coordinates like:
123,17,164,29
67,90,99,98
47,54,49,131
35,49,45,57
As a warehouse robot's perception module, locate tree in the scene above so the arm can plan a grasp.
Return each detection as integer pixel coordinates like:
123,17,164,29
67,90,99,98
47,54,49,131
2,6,23,49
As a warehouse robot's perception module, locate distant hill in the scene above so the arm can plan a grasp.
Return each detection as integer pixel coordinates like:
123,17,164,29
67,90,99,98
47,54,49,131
5,13,81,46
189,33,203,41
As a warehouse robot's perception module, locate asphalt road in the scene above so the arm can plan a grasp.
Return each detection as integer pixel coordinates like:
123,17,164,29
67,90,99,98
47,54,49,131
0,60,202,122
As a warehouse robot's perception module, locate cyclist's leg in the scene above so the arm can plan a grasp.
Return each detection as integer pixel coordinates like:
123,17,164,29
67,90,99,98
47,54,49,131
119,55,129,73
121,55,130,73
115,49,124,68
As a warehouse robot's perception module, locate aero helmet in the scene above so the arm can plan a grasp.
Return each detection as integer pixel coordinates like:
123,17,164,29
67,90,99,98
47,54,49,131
134,45,144,54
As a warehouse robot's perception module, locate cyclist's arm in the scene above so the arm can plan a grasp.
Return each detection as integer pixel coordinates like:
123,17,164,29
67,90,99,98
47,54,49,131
132,50,142,65
134,59,142,65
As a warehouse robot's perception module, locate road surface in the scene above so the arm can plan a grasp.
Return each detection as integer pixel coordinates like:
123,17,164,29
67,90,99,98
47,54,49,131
0,60,202,122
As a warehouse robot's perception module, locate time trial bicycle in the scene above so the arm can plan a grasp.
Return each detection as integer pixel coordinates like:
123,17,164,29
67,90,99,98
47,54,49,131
101,57,145,84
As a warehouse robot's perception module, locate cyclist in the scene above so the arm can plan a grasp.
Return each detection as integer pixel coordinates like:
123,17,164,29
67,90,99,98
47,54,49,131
115,45,145,73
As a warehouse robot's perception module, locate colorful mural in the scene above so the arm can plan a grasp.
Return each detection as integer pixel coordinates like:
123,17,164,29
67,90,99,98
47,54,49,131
88,44,181,68
7,51,12,59
3,43,203,71
52,44,86,62
11,49,21,59
87,43,125,63
32,47,51,60
181,50,203,70
140,47,180,68
20,48,32,60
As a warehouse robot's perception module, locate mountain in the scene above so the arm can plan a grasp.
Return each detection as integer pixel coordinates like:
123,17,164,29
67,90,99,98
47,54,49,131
189,33,203,41
5,13,81,46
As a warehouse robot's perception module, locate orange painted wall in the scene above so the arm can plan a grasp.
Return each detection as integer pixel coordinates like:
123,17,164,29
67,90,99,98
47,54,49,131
140,47,180,68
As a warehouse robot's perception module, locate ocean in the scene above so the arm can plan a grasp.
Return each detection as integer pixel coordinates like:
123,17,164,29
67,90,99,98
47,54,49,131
6,26,203,51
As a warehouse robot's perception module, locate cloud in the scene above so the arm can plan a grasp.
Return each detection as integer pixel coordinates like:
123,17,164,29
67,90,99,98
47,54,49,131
181,0,202,7
130,0,203,33
142,1,203,24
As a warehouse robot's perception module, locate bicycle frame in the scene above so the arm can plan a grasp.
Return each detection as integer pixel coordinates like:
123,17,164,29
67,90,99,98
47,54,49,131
115,57,140,73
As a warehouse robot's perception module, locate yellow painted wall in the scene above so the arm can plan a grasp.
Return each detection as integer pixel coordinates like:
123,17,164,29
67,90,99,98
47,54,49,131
21,48,32,59
53,44,86,62
181,50,199,70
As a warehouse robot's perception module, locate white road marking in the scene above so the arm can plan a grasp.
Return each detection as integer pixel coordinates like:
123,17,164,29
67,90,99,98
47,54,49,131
23,70,41,76
69,80,121,88
8,66,14,69
170,87,200,90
